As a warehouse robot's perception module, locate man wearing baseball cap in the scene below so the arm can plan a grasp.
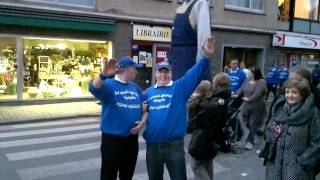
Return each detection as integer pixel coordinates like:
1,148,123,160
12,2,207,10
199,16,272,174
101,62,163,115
89,56,144,180
140,37,215,180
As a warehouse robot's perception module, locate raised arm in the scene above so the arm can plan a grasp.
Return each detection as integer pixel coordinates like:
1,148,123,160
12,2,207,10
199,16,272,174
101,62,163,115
192,0,211,62
92,58,116,89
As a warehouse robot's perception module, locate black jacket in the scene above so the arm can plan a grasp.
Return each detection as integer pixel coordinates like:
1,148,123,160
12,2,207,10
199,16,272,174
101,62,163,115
188,87,231,160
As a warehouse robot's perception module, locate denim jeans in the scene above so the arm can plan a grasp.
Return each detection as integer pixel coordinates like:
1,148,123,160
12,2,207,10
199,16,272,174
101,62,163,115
146,139,187,180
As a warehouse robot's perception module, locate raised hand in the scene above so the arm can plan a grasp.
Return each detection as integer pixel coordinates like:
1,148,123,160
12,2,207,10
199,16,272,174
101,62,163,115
203,36,215,58
102,58,117,76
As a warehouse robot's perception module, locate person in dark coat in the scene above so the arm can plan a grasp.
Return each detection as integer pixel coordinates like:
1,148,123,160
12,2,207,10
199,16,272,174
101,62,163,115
188,72,231,180
262,76,320,180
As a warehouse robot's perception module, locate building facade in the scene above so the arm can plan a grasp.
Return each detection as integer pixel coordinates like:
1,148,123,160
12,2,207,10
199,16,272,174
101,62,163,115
2,0,315,102
273,0,320,72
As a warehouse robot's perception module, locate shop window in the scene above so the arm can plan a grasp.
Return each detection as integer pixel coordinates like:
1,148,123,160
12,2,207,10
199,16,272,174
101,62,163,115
0,37,17,100
225,0,264,12
131,42,153,91
21,0,95,8
294,0,319,21
23,37,112,99
278,0,290,21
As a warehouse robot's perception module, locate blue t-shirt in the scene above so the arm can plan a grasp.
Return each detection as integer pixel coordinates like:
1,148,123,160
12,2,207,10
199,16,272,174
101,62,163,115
228,69,247,94
89,79,143,137
266,68,279,85
143,58,209,143
278,68,289,84
312,68,320,81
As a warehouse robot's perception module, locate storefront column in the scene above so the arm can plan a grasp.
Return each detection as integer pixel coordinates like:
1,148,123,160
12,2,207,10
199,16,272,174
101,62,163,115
16,37,24,100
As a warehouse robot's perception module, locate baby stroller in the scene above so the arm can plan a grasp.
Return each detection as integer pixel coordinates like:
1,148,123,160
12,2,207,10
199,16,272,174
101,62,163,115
225,97,243,153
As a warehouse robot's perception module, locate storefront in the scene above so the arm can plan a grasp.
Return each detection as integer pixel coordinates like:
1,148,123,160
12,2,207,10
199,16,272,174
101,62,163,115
0,36,113,100
0,6,116,101
272,31,320,71
131,24,171,90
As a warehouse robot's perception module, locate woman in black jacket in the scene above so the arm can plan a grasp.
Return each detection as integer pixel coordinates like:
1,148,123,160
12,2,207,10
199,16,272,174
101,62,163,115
188,73,231,180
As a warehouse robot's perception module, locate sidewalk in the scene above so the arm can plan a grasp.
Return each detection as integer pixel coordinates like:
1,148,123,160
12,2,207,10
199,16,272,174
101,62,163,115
0,101,101,125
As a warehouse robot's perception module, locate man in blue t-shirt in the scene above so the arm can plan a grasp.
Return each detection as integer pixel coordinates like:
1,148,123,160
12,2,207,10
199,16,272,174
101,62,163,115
278,64,289,87
228,59,247,95
89,56,144,180
266,64,279,101
140,37,215,180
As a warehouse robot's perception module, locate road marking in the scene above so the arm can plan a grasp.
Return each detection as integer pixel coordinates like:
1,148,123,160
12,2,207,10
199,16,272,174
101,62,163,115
16,157,196,180
0,124,99,138
0,118,99,131
0,132,100,148
7,142,100,161
0,133,145,148
133,164,194,180
17,158,101,180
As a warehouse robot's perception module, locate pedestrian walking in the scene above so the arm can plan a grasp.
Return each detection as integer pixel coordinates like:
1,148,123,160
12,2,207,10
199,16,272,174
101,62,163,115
262,76,320,180
143,37,215,180
89,57,145,180
237,67,267,150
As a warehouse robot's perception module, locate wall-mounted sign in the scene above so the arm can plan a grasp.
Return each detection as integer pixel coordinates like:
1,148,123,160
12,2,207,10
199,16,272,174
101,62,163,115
133,25,172,42
155,46,170,64
273,32,320,50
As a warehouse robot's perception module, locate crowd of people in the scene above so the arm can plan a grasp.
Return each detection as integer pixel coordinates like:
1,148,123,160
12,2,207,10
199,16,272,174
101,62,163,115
88,0,320,179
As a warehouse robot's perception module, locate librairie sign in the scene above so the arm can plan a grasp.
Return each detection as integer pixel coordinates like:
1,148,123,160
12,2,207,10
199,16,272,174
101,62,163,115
133,25,172,42
273,32,320,50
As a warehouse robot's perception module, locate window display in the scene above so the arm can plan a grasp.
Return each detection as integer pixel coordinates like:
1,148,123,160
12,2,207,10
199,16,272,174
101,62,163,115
0,37,17,99
23,37,113,99
294,0,319,20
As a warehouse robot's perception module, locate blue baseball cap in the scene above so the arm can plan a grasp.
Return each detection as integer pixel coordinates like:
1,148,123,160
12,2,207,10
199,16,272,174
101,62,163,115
156,61,171,71
116,56,143,68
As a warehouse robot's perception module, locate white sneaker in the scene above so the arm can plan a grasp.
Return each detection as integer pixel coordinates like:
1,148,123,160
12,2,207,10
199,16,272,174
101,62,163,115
244,142,253,150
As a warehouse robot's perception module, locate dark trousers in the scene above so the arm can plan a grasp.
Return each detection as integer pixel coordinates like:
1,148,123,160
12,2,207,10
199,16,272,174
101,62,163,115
266,84,277,101
100,133,138,180
146,139,187,180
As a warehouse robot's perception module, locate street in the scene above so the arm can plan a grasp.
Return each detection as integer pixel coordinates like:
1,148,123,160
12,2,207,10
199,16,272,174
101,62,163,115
0,117,318,180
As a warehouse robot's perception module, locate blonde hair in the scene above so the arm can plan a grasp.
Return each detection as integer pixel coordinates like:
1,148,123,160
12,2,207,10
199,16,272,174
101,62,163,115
212,72,230,91
195,80,212,98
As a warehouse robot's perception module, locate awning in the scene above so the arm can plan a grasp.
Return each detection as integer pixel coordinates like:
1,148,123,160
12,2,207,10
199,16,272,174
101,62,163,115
0,6,116,32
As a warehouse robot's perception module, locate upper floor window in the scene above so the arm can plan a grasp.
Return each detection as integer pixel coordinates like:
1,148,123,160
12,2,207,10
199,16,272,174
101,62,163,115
294,0,319,21
278,0,290,21
225,0,264,12
21,0,95,8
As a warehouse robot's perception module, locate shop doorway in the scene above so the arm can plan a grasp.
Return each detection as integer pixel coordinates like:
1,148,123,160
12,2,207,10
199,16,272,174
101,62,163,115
223,46,265,71
131,41,170,90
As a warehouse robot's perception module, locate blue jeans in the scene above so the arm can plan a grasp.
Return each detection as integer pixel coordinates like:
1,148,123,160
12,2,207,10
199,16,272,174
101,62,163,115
146,139,187,180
